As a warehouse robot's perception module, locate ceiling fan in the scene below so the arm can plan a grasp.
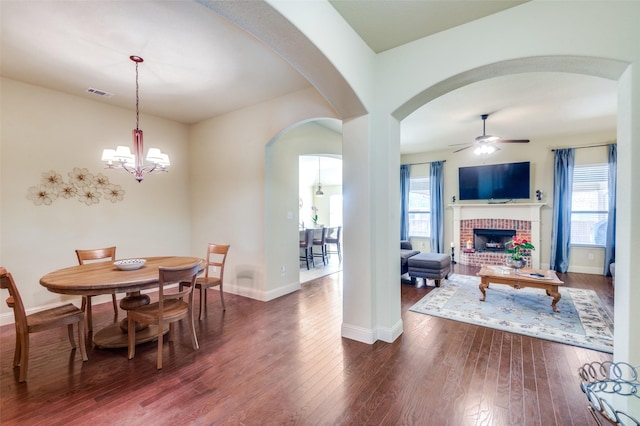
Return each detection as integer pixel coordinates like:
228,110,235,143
452,114,530,154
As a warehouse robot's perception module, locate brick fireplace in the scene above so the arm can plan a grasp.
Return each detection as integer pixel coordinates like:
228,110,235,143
451,203,543,269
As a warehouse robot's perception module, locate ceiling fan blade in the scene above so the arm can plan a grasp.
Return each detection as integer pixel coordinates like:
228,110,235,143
496,139,530,144
453,145,473,153
448,142,471,147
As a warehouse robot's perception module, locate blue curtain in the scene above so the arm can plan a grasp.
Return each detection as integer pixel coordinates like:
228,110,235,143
400,165,410,241
430,161,445,253
550,148,575,272
604,144,617,276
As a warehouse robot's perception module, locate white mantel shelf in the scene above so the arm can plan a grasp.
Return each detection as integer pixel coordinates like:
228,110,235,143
450,203,545,269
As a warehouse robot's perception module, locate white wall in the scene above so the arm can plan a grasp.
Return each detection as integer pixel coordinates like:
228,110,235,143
0,78,191,320
266,122,342,295
188,88,338,302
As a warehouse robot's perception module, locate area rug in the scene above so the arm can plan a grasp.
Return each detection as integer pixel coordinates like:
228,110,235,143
409,274,614,353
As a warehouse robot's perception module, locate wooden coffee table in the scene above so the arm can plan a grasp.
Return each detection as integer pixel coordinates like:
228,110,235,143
477,265,564,312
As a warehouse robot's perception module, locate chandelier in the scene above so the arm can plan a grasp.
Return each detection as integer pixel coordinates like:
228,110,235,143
101,56,170,182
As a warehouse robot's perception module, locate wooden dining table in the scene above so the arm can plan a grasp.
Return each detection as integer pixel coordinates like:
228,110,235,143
40,256,204,349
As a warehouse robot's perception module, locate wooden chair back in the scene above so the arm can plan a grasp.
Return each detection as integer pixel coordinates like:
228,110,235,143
1,267,27,335
204,244,230,283
75,246,118,330
76,246,116,264
157,262,201,316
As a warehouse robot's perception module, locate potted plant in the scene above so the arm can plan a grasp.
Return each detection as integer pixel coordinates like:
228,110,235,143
505,237,535,269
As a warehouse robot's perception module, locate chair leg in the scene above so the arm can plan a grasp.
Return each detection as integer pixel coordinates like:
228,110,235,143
111,294,118,318
77,319,88,361
157,322,165,370
67,324,76,348
188,307,199,350
199,286,206,320
18,333,28,382
219,283,226,311
337,242,342,262
13,332,21,367
127,316,136,360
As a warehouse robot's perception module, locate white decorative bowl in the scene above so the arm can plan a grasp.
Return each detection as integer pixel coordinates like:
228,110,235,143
114,259,146,271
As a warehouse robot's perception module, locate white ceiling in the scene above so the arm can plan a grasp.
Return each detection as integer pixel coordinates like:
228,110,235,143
0,1,618,156
300,155,343,187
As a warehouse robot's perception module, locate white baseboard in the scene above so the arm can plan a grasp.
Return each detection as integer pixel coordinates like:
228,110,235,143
223,281,301,302
341,322,376,344
376,319,403,343
568,265,604,275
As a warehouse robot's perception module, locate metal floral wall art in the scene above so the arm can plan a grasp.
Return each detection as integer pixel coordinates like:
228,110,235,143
27,168,125,206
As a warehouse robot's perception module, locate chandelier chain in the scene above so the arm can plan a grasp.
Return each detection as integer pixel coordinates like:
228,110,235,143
135,60,140,130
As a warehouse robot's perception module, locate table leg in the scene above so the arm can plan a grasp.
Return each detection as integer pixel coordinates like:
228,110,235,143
93,291,168,349
479,278,489,301
546,288,561,312
118,292,151,332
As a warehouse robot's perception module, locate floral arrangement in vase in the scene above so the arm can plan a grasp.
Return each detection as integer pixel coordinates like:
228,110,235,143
505,237,534,269
311,205,319,226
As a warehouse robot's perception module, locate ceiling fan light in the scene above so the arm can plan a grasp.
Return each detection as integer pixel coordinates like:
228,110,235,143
474,144,496,155
476,134,498,143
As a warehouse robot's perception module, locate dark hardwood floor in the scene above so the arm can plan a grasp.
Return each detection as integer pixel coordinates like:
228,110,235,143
1,265,613,425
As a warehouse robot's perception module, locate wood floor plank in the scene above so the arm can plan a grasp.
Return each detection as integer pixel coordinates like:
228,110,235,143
0,267,614,424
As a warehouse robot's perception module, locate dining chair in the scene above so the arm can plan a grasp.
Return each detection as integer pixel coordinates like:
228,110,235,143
1,266,88,382
313,227,329,266
75,246,118,332
180,244,230,320
299,229,315,270
325,226,342,262
127,261,201,370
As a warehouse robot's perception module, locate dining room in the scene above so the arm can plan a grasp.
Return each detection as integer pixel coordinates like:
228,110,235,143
298,154,343,284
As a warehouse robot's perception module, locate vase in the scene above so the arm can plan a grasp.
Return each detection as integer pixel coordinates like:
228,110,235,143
506,256,526,270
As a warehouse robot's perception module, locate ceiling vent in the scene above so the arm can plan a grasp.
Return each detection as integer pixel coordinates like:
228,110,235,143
86,88,113,98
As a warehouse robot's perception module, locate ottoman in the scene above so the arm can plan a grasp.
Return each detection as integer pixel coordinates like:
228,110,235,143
407,252,451,287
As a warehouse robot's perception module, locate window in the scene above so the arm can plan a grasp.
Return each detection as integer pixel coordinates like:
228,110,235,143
408,176,430,237
570,163,609,246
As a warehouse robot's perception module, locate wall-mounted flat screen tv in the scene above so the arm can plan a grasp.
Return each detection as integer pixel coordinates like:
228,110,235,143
458,161,530,200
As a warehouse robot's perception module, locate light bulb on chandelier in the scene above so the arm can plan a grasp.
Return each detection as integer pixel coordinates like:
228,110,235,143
102,56,170,182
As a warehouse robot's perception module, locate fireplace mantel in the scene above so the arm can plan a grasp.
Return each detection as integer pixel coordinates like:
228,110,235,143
450,203,544,269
